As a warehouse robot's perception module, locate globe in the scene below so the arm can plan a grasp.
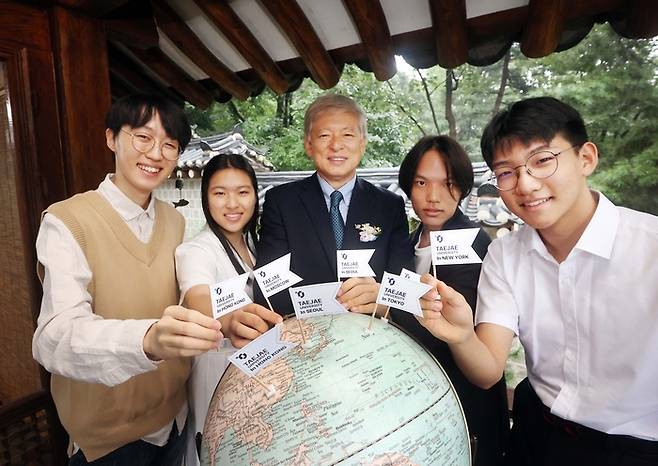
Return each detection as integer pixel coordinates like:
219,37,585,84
201,312,471,466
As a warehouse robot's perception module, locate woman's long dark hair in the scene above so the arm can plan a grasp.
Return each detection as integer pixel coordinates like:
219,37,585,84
201,153,259,274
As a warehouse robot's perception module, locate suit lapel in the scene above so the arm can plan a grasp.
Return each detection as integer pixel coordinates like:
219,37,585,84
299,174,338,272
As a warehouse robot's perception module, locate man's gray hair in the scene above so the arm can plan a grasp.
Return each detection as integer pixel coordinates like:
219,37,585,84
304,94,367,138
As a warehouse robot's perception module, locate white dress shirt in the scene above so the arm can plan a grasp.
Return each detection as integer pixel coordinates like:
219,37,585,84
175,226,254,466
476,192,658,440
33,174,187,448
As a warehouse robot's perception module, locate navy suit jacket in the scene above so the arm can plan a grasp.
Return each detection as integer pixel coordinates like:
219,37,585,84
255,173,413,315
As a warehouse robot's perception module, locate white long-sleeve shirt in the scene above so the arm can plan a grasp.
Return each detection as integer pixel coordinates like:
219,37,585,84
33,174,187,448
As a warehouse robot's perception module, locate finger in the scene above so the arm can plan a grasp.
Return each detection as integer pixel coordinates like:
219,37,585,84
234,311,270,335
230,321,263,343
158,333,220,354
164,305,222,331
349,303,377,314
339,283,379,307
420,273,439,285
242,303,283,326
338,276,375,296
420,297,443,314
435,280,467,307
158,316,223,343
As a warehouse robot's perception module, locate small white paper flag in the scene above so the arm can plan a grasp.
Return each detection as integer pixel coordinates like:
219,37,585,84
400,268,422,282
253,253,302,298
376,272,432,317
228,324,297,377
289,282,347,319
429,228,482,265
337,249,375,279
209,272,252,319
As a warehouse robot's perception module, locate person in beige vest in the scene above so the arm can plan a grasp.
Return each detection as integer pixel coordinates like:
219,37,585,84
33,94,222,465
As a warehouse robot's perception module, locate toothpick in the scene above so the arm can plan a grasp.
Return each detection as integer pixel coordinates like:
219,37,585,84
382,306,391,321
252,375,276,397
432,263,437,278
367,302,378,330
297,319,307,345
264,294,274,313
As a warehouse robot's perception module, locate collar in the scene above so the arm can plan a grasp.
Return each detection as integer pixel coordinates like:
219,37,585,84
316,173,356,206
573,191,619,259
97,174,156,222
522,190,619,260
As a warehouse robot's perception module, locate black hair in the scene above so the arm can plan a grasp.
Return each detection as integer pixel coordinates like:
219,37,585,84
105,94,192,151
480,96,589,169
201,153,259,274
398,135,473,203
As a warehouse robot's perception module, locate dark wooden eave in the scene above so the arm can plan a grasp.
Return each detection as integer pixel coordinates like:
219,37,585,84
151,0,251,100
125,44,214,109
258,0,341,90
429,0,469,68
21,0,658,107
343,0,396,81
191,0,290,95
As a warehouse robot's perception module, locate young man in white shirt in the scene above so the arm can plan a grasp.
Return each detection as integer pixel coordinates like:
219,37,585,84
418,97,658,465
33,94,223,465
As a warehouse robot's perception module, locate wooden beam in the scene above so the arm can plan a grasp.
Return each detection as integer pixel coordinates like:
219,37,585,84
51,6,114,194
151,0,250,100
105,17,159,49
258,0,340,89
429,0,468,68
611,0,658,39
55,0,133,17
108,44,184,105
342,0,396,81
127,45,214,109
107,42,183,97
520,0,568,58
192,0,289,94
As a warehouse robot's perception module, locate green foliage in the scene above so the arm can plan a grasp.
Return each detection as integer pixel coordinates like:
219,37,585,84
188,24,657,213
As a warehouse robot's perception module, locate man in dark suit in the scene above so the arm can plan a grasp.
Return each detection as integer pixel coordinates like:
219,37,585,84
256,94,413,316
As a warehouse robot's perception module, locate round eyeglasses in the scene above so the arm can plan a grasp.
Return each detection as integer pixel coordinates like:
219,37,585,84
490,145,579,191
121,129,181,161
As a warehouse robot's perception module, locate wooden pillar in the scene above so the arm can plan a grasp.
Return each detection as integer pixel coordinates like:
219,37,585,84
51,6,113,195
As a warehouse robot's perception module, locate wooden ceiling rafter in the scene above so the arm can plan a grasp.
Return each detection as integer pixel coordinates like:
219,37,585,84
520,0,568,58
258,0,340,90
126,45,214,109
108,44,183,104
56,0,132,17
105,16,160,49
192,0,289,95
610,0,658,39
151,0,251,100
342,0,396,81
429,0,469,68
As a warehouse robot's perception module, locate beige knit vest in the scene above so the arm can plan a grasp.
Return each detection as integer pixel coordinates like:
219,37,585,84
44,191,191,461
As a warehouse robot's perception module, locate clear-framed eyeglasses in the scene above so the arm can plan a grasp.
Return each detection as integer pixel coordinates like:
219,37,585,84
121,129,181,161
490,145,579,191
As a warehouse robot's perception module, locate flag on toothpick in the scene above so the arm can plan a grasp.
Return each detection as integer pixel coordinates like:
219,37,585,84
336,249,375,279
375,272,432,317
253,253,302,298
429,228,482,266
228,324,298,377
289,282,347,319
400,268,422,282
209,272,252,319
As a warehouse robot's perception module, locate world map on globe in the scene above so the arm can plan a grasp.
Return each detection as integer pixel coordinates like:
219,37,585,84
201,312,471,466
